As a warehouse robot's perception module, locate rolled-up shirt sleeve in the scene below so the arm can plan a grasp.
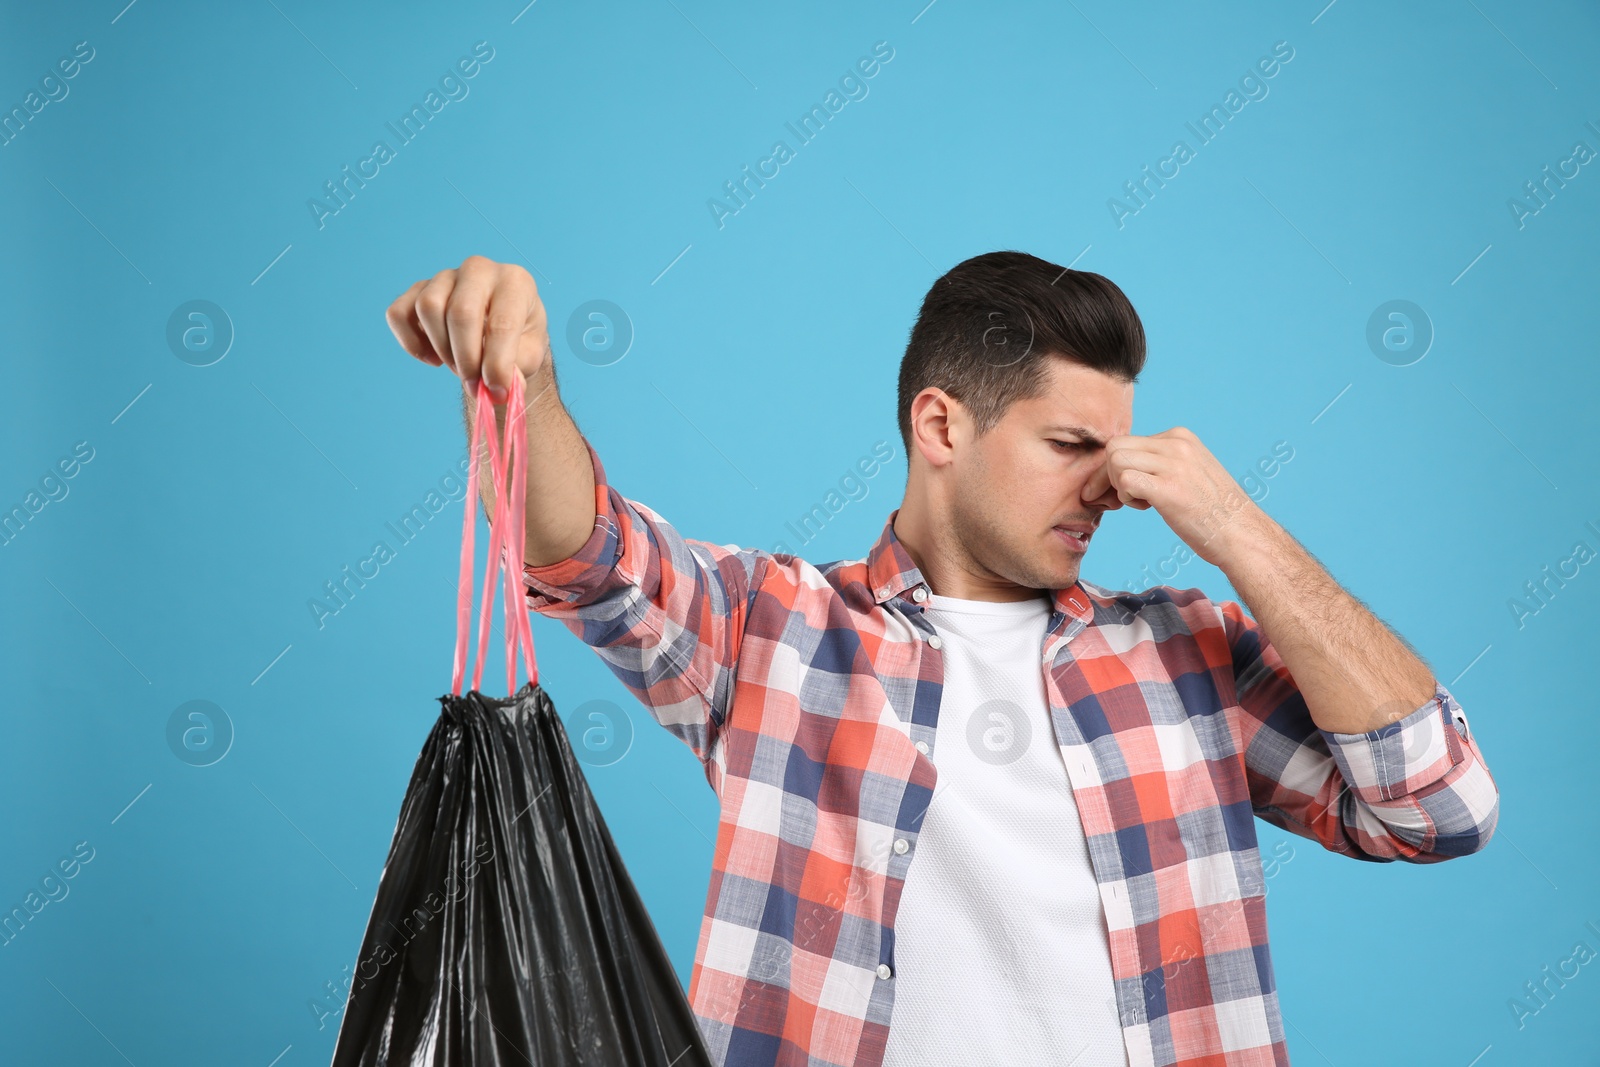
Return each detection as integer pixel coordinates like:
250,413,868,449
521,437,639,611
1317,680,1500,859
1220,597,1501,863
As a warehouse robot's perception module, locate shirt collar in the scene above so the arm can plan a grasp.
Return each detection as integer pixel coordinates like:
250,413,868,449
865,507,1095,623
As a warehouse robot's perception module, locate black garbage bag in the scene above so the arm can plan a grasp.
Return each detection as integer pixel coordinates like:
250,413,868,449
330,375,714,1066
328,681,715,1066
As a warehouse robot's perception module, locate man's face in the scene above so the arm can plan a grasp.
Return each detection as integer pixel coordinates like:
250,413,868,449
948,357,1133,594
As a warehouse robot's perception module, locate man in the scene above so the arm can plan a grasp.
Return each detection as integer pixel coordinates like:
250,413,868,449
386,250,1499,1067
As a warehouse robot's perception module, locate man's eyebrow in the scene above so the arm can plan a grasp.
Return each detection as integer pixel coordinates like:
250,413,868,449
1043,424,1108,448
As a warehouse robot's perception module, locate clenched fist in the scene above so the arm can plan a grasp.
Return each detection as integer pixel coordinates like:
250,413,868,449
386,254,551,403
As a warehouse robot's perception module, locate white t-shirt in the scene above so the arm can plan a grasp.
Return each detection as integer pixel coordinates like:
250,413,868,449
880,591,1129,1067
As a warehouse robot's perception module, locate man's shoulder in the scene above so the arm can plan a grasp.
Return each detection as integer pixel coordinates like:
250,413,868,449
748,547,877,605
1079,579,1230,634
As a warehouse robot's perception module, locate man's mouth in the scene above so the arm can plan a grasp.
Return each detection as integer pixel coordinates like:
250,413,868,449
1053,523,1094,552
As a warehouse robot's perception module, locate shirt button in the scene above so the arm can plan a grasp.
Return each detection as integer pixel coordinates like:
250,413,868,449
877,964,893,980
927,634,943,650
893,838,909,854
876,586,890,599
915,740,929,755
911,586,927,602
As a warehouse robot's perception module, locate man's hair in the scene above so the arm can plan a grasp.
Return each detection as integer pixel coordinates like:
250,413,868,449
896,250,1146,456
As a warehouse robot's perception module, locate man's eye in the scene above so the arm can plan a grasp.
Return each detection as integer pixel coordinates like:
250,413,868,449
1050,440,1085,451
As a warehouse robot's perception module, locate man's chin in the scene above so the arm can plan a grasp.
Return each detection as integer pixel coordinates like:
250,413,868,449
1048,541,1085,579
1029,558,1081,592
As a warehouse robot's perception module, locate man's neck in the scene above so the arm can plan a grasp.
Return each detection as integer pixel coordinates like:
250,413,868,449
892,497,1046,604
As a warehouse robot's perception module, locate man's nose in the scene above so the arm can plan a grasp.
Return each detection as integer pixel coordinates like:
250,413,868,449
1080,457,1124,512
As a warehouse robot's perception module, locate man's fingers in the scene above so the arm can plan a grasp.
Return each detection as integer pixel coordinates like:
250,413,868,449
1082,443,1164,505
386,280,441,366
388,258,550,398
1109,448,1167,477
414,269,460,374
444,257,499,386
481,279,534,400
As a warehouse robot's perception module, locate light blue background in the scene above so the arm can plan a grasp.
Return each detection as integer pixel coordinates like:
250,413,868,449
3,1,1597,1063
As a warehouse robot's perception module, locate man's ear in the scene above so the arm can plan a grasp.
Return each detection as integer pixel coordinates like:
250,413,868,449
909,388,960,468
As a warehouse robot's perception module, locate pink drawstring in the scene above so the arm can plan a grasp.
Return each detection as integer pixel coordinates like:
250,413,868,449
451,374,539,697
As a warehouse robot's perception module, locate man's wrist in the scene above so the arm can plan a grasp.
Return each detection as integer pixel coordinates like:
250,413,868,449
1210,503,1291,585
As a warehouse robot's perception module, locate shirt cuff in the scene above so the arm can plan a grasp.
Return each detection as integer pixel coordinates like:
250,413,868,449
1319,681,1469,804
520,436,639,610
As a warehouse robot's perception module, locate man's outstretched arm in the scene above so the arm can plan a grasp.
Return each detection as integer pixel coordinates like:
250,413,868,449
385,254,769,783
386,253,595,569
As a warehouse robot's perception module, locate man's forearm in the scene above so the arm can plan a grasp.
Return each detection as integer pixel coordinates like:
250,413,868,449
462,357,597,568
1213,510,1438,735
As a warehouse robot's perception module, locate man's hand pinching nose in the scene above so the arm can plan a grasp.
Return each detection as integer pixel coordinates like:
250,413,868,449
1079,426,1266,568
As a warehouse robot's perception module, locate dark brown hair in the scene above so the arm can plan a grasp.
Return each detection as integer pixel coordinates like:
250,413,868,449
896,250,1146,456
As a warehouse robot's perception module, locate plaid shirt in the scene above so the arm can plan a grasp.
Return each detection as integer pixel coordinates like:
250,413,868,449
522,437,1500,1067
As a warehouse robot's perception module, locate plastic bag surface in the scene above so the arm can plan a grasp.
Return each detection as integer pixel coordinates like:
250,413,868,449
329,681,715,1066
